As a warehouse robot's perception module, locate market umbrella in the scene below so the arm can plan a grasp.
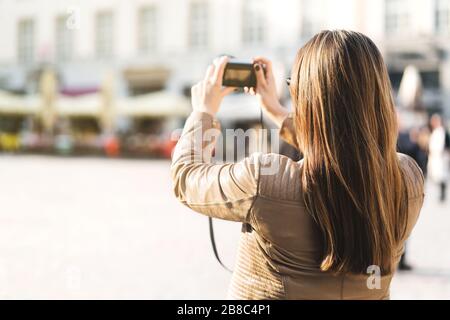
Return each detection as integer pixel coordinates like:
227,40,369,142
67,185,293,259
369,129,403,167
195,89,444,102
116,91,191,118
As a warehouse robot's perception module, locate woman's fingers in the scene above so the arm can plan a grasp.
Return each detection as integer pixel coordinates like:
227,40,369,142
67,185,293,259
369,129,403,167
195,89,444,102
254,56,275,86
191,82,201,105
212,56,228,86
253,56,273,74
244,86,256,96
191,82,199,93
221,86,236,97
204,64,215,82
254,63,267,88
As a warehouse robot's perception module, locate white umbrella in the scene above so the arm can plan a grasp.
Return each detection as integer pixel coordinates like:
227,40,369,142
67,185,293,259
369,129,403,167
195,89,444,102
116,91,191,118
55,93,102,117
0,90,40,115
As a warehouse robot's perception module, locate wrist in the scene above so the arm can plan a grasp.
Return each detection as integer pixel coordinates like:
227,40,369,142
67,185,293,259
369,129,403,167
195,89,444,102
267,103,288,127
193,105,217,117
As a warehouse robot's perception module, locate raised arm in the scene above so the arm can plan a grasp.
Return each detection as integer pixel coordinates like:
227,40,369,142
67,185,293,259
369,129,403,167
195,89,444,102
171,111,260,222
171,57,260,223
252,57,299,150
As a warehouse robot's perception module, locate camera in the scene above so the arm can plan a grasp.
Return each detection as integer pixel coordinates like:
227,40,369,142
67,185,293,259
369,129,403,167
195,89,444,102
222,59,257,88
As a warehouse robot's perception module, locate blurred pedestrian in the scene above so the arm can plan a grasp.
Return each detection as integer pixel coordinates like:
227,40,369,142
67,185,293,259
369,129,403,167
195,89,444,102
428,114,450,202
416,125,431,177
398,129,422,168
397,126,427,271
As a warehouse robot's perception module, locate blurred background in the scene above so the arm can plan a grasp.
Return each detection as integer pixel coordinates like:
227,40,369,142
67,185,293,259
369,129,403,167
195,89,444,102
0,0,449,299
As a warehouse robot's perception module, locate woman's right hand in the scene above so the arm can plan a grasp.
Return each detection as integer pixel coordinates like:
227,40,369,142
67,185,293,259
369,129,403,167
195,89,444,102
251,56,288,127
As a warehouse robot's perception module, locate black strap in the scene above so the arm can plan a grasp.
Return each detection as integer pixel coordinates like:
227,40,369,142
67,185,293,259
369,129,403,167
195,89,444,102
208,217,232,273
208,106,264,273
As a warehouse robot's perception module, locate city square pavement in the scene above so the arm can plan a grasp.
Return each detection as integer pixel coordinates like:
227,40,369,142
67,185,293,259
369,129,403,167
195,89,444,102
0,155,449,299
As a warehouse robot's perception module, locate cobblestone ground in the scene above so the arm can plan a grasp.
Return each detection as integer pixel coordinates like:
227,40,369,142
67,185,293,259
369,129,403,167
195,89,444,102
0,156,448,299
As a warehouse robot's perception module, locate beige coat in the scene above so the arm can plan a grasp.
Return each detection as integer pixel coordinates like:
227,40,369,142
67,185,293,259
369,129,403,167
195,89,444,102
171,111,425,300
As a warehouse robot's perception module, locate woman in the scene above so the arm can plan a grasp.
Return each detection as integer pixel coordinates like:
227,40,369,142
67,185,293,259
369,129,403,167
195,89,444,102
428,113,449,202
171,30,424,300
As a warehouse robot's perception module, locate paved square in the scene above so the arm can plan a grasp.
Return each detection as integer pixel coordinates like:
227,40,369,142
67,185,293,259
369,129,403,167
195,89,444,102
0,156,448,299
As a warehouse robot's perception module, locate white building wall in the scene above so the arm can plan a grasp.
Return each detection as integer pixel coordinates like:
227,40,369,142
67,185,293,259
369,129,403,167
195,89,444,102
0,0,448,115
0,0,16,64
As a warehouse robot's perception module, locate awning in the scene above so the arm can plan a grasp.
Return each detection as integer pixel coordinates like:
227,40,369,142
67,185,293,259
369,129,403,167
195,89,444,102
55,93,102,117
0,90,40,115
116,91,191,118
0,89,191,119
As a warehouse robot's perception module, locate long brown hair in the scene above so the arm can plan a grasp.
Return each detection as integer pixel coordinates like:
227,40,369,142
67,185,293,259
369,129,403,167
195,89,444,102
291,30,408,274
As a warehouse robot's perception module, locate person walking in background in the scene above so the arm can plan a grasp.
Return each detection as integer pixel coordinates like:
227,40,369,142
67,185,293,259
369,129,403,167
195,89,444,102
171,31,425,299
398,127,427,173
397,124,427,271
411,126,430,177
428,114,450,203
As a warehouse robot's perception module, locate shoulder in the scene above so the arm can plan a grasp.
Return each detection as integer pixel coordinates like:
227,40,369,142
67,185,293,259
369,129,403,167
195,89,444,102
250,153,425,201
255,153,304,201
397,153,425,199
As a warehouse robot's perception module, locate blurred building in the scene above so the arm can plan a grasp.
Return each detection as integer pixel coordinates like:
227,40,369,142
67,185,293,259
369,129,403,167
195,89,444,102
0,0,449,128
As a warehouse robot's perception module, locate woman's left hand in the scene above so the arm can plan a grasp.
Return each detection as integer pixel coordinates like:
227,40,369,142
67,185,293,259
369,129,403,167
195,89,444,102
191,56,235,116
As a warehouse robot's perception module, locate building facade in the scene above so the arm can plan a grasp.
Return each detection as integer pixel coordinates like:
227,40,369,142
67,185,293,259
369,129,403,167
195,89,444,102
0,0,449,115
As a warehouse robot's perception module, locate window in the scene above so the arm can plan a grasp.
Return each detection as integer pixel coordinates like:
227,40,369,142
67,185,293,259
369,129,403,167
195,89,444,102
96,12,114,58
139,6,157,54
242,0,266,45
188,1,209,48
436,0,450,35
301,0,326,39
18,19,34,64
385,0,410,35
421,70,440,89
55,15,74,61
389,69,440,91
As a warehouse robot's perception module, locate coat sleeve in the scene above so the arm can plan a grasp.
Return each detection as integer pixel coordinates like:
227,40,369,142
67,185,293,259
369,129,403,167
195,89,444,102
171,111,260,223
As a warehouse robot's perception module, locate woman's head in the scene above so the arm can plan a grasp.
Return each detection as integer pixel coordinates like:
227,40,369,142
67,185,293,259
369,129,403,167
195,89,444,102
291,30,407,274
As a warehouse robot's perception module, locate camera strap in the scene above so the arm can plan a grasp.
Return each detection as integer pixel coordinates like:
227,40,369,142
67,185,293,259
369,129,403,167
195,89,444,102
208,217,232,273
208,107,264,274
